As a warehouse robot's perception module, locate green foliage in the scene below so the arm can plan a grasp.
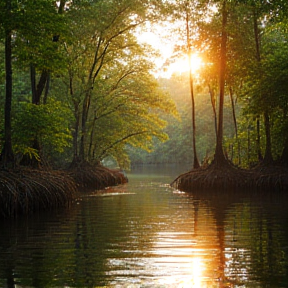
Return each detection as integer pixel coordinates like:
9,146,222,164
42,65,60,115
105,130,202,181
1,0,288,169
14,0,67,73
128,74,219,166
0,43,4,144
0,0,67,72
12,100,72,158
1,0,176,169
56,0,176,168
198,0,288,166
85,62,177,168
128,0,288,167
237,17,288,162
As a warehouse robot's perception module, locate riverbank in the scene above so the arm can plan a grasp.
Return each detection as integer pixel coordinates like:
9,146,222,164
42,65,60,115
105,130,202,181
0,164,127,218
171,163,288,192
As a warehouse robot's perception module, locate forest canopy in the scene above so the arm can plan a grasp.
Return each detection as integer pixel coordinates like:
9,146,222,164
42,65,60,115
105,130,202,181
0,0,288,170
129,0,288,169
0,0,177,169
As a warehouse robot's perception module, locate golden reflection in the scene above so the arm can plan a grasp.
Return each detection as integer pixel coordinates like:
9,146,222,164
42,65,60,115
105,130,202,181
178,257,204,288
151,200,222,288
152,235,218,287
191,257,204,287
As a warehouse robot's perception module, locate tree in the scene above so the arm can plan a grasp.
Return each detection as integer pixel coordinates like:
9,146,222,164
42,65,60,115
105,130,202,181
185,1,200,169
0,0,14,167
61,0,171,166
233,1,288,166
17,1,68,166
63,40,176,168
0,0,68,167
164,0,201,168
15,0,67,105
214,0,229,165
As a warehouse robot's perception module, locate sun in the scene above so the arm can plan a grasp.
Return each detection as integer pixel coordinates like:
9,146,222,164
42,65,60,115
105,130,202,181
135,23,203,78
189,53,203,73
169,53,203,76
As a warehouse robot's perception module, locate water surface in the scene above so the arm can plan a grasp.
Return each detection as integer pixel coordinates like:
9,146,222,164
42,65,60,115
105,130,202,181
0,165,288,287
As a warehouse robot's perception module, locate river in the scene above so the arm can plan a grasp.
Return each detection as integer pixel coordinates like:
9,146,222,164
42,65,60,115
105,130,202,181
0,165,288,288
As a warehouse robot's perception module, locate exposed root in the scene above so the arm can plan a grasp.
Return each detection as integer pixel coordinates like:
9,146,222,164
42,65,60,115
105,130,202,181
67,161,128,191
172,162,251,192
0,162,128,218
0,168,77,218
251,165,288,192
171,161,288,193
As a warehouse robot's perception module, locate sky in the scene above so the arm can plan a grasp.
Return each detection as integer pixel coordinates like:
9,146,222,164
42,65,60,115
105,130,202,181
136,21,202,78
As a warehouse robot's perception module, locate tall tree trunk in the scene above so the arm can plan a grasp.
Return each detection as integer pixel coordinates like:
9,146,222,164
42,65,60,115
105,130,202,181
253,8,272,165
30,64,36,101
229,87,240,164
72,111,80,163
69,74,81,164
43,73,50,104
88,110,97,161
229,87,237,137
263,112,273,164
208,84,218,138
247,123,251,165
77,29,107,163
31,68,49,105
23,66,49,167
214,0,228,165
1,0,14,168
256,116,263,161
79,89,92,161
185,4,200,169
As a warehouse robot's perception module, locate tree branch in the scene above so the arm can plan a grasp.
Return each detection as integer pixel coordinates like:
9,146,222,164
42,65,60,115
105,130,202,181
98,131,148,160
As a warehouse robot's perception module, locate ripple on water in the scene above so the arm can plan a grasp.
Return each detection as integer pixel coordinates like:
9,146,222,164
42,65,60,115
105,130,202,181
0,170,287,288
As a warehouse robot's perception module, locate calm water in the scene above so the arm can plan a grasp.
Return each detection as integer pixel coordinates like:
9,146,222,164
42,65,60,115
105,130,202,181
0,166,288,288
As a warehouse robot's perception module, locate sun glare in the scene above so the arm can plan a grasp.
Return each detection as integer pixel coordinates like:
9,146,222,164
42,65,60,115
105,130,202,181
136,23,203,78
168,53,203,77
178,257,204,288
190,53,203,73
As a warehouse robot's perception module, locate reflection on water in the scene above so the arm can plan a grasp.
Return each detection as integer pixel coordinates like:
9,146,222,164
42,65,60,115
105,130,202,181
0,165,288,288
